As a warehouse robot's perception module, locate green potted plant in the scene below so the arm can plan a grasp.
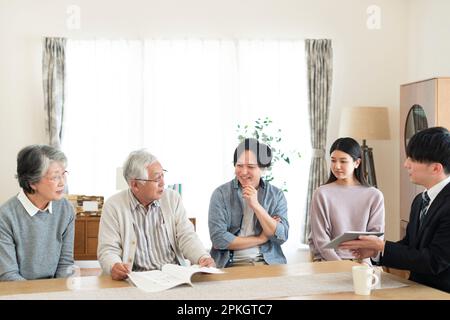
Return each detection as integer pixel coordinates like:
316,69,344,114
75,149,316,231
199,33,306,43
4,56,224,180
236,117,300,191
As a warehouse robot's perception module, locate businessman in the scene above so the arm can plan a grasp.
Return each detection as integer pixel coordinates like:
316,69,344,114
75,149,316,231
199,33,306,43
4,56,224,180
340,127,450,292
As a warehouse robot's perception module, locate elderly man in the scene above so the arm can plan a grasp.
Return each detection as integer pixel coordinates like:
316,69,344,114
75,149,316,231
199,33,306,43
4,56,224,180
98,149,215,280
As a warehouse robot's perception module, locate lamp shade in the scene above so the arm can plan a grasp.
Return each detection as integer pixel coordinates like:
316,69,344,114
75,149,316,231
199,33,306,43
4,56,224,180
339,106,391,140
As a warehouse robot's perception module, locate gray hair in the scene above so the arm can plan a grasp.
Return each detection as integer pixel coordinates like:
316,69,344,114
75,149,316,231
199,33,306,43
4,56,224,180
123,149,158,185
16,145,67,194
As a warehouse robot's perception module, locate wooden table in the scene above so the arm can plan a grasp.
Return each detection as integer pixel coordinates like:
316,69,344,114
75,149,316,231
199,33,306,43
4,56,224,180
1,261,449,299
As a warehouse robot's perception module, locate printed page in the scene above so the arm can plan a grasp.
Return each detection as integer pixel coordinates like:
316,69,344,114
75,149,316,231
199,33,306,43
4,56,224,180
128,264,226,293
162,264,225,284
188,264,224,274
128,270,187,293
161,264,194,284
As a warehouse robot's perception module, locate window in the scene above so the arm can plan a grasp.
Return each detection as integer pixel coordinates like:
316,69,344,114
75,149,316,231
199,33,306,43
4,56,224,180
64,39,310,250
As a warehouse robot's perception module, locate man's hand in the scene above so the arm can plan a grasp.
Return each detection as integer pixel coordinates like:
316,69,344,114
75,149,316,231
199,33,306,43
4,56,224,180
339,235,385,254
350,248,379,259
257,230,269,244
242,185,259,209
111,262,131,281
198,256,216,267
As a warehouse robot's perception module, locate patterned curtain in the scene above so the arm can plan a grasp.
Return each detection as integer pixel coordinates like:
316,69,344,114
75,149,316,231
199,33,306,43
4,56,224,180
42,37,66,148
302,39,333,244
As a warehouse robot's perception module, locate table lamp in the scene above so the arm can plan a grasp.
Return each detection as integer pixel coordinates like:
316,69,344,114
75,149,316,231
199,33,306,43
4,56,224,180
339,106,390,187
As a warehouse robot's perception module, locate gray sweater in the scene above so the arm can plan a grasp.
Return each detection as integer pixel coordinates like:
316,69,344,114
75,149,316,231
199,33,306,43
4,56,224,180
0,195,75,281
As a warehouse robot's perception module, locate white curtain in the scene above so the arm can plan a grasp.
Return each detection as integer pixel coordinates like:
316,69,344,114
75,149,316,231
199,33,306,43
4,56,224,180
64,39,310,250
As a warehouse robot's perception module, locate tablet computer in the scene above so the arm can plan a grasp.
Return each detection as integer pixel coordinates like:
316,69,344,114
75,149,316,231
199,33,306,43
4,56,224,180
322,231,384,249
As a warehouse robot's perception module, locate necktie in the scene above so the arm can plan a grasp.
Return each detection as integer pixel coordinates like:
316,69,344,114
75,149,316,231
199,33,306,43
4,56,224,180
419,191,431,223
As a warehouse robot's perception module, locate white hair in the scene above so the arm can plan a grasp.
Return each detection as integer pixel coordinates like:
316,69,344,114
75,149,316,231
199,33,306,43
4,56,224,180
123,149,158,185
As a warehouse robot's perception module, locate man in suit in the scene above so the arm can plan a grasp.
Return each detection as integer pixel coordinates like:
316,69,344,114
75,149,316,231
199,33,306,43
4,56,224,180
340,126,450,292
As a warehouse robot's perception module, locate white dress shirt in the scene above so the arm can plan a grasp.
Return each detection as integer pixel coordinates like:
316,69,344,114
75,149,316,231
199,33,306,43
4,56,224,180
17,189,53,216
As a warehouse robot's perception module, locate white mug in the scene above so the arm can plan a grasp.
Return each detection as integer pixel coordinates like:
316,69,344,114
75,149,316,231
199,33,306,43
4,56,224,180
352,265,380,295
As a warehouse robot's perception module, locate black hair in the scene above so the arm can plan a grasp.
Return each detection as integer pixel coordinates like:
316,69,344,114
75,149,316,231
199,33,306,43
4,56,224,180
233,138,272,168
325,137,369,186
406,126,450,174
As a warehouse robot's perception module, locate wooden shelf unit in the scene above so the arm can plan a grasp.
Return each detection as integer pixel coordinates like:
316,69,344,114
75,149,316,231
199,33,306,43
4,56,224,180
74,215,100,260
400,77,450,237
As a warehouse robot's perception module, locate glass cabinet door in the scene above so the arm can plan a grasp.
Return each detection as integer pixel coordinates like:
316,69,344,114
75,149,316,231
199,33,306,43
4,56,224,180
404,104,428,151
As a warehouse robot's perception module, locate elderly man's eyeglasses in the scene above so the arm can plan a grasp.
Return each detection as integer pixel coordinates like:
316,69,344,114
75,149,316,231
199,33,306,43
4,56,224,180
134,170,167,183
46,171,68,183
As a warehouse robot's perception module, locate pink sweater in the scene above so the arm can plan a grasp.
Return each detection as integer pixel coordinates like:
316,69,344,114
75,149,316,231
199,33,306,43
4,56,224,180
308,183,385,261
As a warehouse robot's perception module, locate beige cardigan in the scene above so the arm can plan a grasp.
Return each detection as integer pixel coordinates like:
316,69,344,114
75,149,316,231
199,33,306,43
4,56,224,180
97,189,208,274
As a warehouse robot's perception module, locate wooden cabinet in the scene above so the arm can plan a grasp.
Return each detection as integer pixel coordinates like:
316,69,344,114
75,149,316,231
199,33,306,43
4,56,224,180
74,215,100,260
400,77,450,237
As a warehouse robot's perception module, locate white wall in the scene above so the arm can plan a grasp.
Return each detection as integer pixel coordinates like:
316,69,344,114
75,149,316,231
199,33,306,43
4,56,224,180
0,0,410,241
406,0,450,81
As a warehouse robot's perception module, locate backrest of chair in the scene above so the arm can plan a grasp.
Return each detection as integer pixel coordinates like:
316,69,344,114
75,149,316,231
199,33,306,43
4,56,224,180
166,184,196,231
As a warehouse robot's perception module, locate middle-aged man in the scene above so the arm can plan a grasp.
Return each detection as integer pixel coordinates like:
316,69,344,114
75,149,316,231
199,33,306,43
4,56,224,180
98,149,215,280
340,127,450,292
208,138,289,268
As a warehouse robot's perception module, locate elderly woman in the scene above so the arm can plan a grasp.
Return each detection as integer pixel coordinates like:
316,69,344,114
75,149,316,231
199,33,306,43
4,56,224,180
208,138,289,268
0,145,75,281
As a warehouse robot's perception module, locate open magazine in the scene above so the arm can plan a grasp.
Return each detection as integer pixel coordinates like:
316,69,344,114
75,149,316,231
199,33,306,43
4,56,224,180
127,264,225,293
323,231,384,249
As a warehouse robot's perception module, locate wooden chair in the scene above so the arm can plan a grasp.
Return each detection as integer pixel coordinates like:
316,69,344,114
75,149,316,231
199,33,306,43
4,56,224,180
167,184,196,232
189,217,196,231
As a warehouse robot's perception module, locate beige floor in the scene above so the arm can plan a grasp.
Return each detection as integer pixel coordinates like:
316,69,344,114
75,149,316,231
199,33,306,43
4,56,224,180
79,268,102,276
75,260,102,277
284,246,311,264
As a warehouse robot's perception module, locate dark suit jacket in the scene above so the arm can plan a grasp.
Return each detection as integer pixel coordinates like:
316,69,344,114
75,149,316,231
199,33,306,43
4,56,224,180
382,182,450,292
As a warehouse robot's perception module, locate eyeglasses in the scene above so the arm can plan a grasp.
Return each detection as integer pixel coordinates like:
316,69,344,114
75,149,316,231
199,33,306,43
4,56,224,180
134,169,167,184
46,170,68,183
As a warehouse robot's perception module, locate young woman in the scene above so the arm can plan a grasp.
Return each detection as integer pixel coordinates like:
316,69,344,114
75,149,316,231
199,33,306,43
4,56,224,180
308,137,385,261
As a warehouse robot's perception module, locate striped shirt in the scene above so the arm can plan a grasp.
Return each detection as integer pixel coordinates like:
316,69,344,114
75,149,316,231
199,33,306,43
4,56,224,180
129,190,177,271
